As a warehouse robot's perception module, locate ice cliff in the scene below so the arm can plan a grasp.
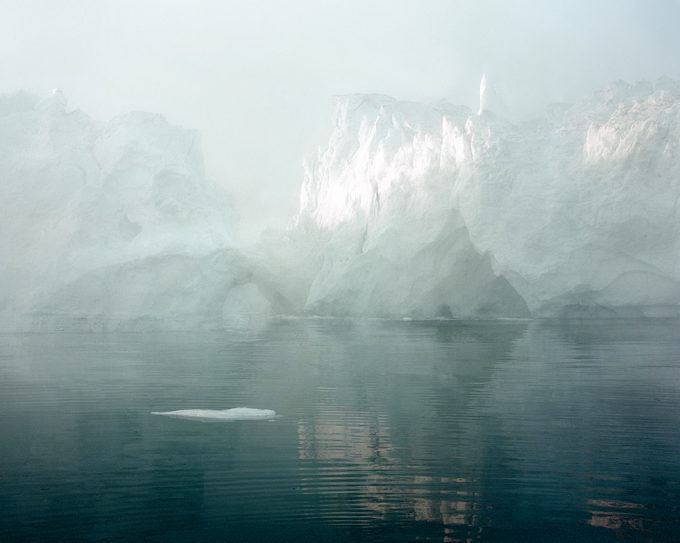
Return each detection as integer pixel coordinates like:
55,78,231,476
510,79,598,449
0,90,282,330
293,77,680,318
3,78,679,328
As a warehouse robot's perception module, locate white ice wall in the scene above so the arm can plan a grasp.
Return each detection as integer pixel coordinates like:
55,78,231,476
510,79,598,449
0,91,277,330
294,78,680,318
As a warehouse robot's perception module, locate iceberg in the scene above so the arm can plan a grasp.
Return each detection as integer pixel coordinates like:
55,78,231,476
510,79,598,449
151,408,278,422
287,77,680,318
3,77,680,326
0,90,287,330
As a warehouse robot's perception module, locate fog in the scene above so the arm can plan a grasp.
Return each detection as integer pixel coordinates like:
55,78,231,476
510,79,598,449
2,0,680,240
3,6,680,538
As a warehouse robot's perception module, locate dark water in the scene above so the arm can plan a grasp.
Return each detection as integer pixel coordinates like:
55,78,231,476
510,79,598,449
1,319,680,542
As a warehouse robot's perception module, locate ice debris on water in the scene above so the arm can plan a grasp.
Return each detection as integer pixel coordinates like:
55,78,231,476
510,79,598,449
151,407,278,421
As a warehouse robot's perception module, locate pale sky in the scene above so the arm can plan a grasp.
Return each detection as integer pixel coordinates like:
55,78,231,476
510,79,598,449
2,0,680,241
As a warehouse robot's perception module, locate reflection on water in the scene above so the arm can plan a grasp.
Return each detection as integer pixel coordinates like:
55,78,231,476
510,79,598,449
1,319,679,542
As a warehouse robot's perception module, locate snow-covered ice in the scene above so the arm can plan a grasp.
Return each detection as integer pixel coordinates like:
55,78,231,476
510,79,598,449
151,408,278,421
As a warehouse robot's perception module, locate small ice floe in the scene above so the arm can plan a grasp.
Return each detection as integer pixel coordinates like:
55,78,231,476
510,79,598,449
151,407,278,422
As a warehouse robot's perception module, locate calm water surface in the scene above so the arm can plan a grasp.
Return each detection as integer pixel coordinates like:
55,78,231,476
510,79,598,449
1,319,679,542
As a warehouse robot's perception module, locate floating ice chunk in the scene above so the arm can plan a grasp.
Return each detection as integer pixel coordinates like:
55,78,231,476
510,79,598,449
151,407,278,422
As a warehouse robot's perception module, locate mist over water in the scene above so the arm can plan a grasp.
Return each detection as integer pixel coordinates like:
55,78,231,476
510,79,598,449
3,2,680,541
2,319,679,542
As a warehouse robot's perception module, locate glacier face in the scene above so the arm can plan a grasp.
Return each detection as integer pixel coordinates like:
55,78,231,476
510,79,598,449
0,91,280,330
293,78,680,318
